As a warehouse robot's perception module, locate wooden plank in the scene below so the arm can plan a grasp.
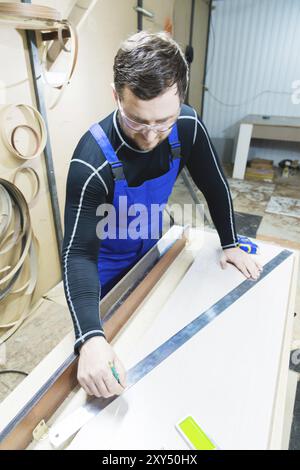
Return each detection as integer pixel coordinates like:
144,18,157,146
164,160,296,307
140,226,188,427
252,125,300,142
243,115,300,128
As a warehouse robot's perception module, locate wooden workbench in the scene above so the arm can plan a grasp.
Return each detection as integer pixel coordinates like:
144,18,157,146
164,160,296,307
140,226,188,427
232,114,300,179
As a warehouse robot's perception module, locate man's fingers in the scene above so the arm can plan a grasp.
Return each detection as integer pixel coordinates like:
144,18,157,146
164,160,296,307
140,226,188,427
97,379,112,398
77,367,94,396
245,262,258,280
88,380,104,398
255,260,263,272
77,337,127,398
80,367,127,399
79,369,111,398
79,377,97,397
247,258,263,279
103,375,124,396
221,248,264,280
93,372,112,398
236,262,251,279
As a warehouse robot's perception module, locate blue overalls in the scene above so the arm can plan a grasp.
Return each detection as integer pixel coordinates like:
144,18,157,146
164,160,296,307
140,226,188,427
89,122,182,298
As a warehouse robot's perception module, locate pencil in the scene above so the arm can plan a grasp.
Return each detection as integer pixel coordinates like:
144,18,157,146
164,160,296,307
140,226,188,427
108,361,124,387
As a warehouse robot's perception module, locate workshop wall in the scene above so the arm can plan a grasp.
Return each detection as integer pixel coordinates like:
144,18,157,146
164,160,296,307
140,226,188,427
202,0,300,164
144,0,209,116
172,0,209,116
0,24,62,316
0,0,137,335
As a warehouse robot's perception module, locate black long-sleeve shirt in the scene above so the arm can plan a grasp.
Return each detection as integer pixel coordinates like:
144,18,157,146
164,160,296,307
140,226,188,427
62,104,238,353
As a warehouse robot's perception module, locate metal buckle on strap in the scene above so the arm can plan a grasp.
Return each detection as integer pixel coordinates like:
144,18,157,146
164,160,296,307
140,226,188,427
111,163,124,181
170,144,182,160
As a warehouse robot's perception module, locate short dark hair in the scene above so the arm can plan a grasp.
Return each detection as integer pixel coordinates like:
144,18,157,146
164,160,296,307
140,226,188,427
113,31,189,103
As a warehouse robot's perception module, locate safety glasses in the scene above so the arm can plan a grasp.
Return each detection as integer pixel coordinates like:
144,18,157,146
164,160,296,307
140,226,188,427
117,97,180,134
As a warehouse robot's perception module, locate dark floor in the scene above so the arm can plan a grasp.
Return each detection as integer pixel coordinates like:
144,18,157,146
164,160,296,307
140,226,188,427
289,380,300,450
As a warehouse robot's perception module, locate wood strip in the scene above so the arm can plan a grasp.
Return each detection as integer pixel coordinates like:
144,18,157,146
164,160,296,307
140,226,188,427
0,3,62,21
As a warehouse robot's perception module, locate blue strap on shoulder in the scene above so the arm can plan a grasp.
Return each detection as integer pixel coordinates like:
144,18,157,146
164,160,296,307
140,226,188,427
89,123,122,169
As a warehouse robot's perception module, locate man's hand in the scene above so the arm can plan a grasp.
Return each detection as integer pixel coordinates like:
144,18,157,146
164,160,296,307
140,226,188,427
220,247,263,280
77,336,127,398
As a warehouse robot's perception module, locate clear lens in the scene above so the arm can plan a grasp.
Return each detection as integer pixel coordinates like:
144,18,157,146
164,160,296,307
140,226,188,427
118,97,179,134
125,116,172,133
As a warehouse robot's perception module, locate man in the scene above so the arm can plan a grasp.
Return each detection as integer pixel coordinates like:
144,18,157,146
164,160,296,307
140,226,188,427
62,31,262,400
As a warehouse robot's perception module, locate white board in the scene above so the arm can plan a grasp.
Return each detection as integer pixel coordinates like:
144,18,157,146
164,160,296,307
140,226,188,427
68,233,295,450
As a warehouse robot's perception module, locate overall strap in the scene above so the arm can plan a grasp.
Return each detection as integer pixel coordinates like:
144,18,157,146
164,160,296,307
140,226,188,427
89,123,124,180
168,123,181,159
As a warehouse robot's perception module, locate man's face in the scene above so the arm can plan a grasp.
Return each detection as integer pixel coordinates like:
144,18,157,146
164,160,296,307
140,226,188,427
112,84,181,151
